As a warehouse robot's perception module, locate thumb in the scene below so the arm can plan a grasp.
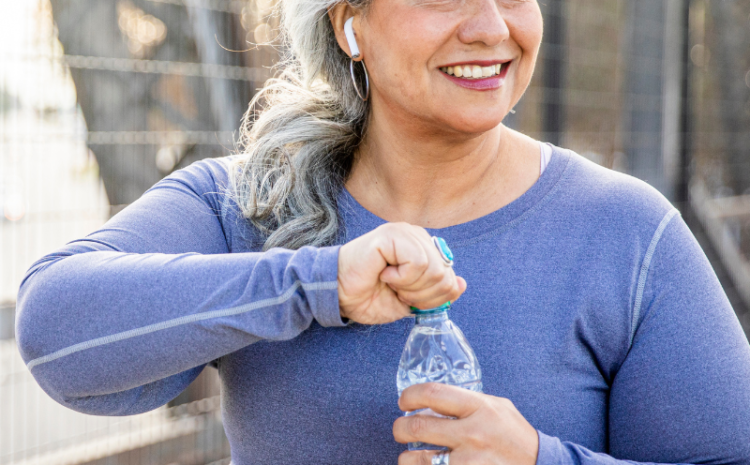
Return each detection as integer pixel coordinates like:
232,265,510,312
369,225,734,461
379,264,414,286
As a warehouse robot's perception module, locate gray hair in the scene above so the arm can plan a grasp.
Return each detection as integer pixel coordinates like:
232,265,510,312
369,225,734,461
232,0,372,250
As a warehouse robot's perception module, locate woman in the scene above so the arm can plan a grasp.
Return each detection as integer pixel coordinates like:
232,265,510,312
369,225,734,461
16,0,750,464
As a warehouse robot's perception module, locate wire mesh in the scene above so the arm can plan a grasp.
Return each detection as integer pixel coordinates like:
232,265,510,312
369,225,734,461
686,0,750,328
0,0,255,462
510,0,750,327
1,0,748,463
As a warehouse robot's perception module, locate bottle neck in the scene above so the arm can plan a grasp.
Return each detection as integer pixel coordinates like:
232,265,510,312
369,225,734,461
410,302,451,317
415,311,449,324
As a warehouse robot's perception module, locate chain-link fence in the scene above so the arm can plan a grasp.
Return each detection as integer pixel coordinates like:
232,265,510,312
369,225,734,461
1,0,748,463
510,0,750,328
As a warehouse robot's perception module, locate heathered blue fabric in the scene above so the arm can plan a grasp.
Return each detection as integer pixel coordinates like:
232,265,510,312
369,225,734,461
15,146,750,464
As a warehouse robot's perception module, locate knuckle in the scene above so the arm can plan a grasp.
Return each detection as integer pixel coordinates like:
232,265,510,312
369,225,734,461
465,451,489,465
437,278,454,294
425,382,445,399
499,396,515,410
382,222,406,236
378,222,395,234
409,261,429,276
408,415,427,437
414,255,430,270
409,223,429,235
465,422,489,447
397,293,415,306
420,452,435,465
425,269,442,285
489,397,513,417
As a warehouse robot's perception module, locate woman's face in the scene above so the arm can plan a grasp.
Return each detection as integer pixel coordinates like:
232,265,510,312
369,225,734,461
354,0,543,135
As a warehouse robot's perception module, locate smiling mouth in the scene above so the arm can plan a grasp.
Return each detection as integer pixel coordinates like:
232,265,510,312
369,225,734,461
439,61,511,79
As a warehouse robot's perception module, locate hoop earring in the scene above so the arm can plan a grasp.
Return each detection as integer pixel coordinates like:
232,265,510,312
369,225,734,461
350,59,370,102
344,17,369,101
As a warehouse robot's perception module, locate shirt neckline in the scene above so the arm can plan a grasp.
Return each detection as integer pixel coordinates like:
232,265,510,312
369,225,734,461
338,144,571,247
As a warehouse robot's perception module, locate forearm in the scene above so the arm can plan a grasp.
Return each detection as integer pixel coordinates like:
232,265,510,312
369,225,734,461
16,245,343,402
55,367,205,416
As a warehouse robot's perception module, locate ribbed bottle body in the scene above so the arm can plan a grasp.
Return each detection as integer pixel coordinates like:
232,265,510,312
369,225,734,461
397,311,482,451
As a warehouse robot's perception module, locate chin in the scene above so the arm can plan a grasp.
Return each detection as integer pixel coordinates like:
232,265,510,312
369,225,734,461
441,113,505,135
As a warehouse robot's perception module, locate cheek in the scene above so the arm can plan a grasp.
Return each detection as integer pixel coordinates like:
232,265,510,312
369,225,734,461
516,12,544,60
366,39,416,105
364,8,450,98
511,17,543,80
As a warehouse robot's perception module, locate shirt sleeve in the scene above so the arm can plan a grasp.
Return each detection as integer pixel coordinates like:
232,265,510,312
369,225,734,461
15,158,346,416
536,212,750,465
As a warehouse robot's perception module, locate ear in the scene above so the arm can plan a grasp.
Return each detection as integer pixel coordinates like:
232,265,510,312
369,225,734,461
328,3,364,61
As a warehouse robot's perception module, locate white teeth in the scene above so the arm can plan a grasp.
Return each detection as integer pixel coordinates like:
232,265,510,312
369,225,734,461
441,63,506,79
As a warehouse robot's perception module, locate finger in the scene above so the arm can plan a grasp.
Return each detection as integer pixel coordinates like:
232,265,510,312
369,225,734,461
396,272,464,310
383,236,457,298
362,282,413,322
398,449,448,465
384,286,414,319
402,229,461,296
393,413,461,450
400,450,481,465
380,224,450,289
391,243,449,292
411,226,453,269
377,227,432,288
399,383,483,419
393,261,453,294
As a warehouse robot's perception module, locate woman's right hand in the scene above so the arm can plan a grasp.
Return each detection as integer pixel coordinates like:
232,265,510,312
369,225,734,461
337,222,467,325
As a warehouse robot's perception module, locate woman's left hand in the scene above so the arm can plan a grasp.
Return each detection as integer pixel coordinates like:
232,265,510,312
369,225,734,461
393,383,539,465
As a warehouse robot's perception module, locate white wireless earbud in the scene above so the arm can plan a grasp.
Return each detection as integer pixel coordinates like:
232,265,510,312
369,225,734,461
344,17,360,59
343,16,369,101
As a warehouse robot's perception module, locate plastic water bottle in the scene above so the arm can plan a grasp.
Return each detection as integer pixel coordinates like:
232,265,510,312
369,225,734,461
397,302,483,451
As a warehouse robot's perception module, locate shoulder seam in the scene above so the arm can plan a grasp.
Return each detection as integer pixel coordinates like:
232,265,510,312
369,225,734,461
629,208,680,347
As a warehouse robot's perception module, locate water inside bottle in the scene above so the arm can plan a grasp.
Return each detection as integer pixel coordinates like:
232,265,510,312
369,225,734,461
397,311,482,451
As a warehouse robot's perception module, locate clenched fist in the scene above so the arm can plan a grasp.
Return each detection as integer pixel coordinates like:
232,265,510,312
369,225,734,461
337,222,467,325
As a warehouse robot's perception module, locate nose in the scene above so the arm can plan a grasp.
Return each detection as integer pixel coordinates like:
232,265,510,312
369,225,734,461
456,0,510,47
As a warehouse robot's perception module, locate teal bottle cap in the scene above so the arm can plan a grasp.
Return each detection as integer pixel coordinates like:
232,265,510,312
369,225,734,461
410,302,451,315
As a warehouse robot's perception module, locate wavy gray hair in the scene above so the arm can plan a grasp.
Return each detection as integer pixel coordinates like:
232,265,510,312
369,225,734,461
232,0,372,250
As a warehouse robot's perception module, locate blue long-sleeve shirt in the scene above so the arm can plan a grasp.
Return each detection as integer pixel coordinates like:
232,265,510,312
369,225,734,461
15,147,750,464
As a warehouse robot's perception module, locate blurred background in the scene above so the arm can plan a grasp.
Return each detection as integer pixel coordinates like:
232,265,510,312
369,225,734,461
0,0,748,463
